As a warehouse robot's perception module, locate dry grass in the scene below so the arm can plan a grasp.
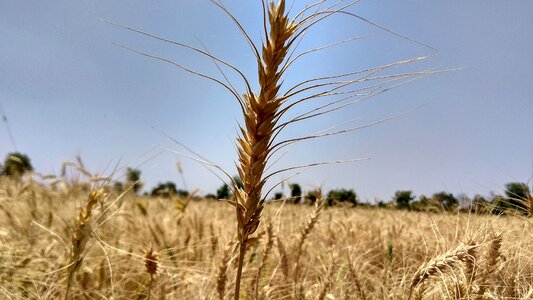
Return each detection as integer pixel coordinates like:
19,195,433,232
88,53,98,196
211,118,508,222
1,177,532,299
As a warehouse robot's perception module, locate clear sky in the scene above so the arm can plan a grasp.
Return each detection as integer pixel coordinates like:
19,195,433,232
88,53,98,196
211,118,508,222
1,1,532,201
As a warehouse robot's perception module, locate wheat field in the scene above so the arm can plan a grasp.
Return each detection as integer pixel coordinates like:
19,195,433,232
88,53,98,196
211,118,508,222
1,177,532,299
1,1,531,299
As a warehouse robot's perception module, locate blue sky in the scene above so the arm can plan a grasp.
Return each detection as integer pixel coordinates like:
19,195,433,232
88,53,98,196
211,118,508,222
1,1,532,201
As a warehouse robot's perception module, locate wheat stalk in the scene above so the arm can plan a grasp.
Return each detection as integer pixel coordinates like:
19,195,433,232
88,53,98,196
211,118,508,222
252,221,274,299
294,191,323,281
105,0,432,297
318,257,337,300
227,1,299,297
65,188,104,300
144,244,159,300
217,239,234,300
346,254,366,300
408,243,478,300
276,236,289,280
475,233,502,298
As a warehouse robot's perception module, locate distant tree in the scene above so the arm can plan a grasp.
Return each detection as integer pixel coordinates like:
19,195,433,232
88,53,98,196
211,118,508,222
151,181,179,198
411,194,432,211
471,194,489,214
151,183,165,197
289,183,302,204
274,192,283,200
217,183,230,199
126,168,142,194
377,200,388,208
165,181,178,194
456,193,472,212
113,181,124,194
176,189,189,198
2,152,33,178
491,195,511,215
431,191,458,211
205,193,217,199
327,189,357,206
504,182,530,213
305,190,319,205
393,190,415,210
233,176,244,189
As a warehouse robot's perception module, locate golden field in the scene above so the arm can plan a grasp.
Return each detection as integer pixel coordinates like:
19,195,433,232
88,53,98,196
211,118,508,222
1,177,532,299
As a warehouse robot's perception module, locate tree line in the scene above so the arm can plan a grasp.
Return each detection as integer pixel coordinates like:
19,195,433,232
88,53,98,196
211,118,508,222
2,152,531,215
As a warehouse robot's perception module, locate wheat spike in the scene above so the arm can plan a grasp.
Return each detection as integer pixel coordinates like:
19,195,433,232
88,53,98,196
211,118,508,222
65,188,104,300
252,221,274,299
294,191,323,281
409,243,478,300
233,0,297,246
217,239,234,300
144,244,159,300
476,232,502,297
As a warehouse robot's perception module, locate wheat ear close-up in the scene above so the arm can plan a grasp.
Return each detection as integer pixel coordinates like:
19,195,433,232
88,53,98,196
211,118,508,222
231,1,297,297
106,0,435,298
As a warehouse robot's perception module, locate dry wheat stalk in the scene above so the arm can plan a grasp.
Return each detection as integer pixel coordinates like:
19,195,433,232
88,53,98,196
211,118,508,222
252,221,274,299
227,2,300,297
64,188,104,300
106,0,433,297
294,192,323,281
475,233,502,298
317,257,337,300
408,243,478,300
144,244,159,300
276,237,289,280
346,254,366,300
217,239,234,300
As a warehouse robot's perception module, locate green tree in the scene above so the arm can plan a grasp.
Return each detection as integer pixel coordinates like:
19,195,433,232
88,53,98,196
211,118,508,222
471,194,489,214
411,194,431,211
431,191,458,211
491,195,511,215
305,189,318,205
126,168,142,194
504,182,531,213
217,183,230,199
113,181,124,194
327,189,357,206
176,189,189,198
393,190,415,210
289,183,302,204
2,152,33,178
151,181,179,198
233,176,244,189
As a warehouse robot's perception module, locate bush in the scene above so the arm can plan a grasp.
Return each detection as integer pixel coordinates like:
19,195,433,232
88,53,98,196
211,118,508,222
393,190,415,210
151,181,180,198
431,191,458,211
2,152,33,178
289,183,302,204
126,168,143,194
326,189,357,206
504,182,531,213
216,183,230,200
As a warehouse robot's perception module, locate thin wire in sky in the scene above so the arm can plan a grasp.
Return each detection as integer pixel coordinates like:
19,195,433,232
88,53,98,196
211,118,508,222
0,101,17,151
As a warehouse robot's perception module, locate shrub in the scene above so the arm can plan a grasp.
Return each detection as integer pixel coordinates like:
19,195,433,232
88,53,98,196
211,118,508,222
393,190,415,210
2,152,33,178
504,182,530,213
216,183,230,200
126,168,142,194
289,183,302,204
327,189,357,206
